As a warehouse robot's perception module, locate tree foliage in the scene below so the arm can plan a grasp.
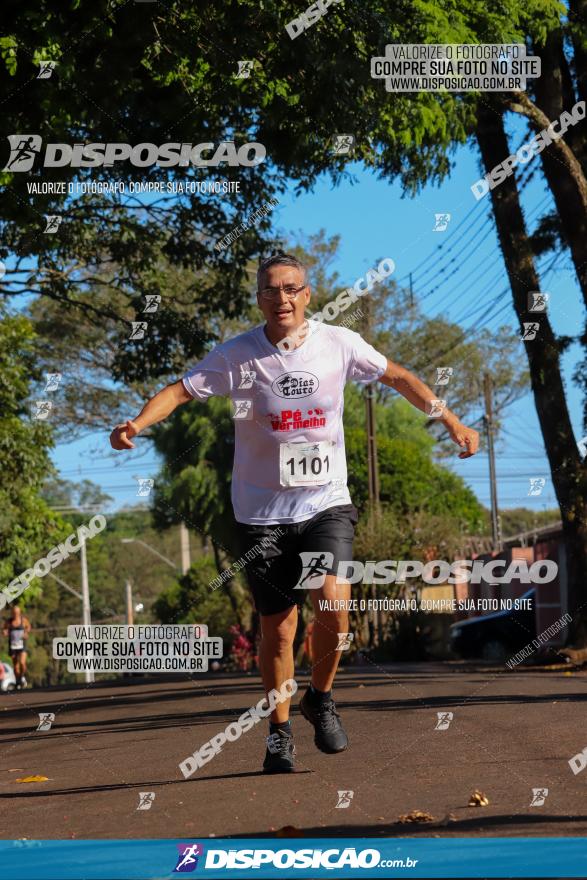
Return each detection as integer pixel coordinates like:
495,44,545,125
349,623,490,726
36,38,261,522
0,308,69,590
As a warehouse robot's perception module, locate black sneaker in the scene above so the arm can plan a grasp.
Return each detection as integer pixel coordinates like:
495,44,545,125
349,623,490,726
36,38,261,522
263,729,295,773
300,689,348,754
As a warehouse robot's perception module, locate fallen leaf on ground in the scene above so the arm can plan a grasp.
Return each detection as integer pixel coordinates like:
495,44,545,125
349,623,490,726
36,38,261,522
439,813,458,825
398,810,435,824
275,825,304,838
468,789,489,807
16,775,49,783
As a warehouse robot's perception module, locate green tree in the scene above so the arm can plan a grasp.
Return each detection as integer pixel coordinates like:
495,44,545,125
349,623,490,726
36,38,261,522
0,308,68,595
500,507,561,536
346,425,484,528
153,556,239,641
4,0,586,638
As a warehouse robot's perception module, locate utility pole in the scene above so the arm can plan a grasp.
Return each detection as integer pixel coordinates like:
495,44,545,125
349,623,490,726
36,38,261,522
180,522,191,575
483,373,501,551
79,536,94,684
125,579,134,627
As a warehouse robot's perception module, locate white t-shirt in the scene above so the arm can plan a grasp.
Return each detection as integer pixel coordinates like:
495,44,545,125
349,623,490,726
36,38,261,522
182,320,387,524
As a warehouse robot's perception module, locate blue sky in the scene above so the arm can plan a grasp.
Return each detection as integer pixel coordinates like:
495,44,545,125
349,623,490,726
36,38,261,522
51,121,586,525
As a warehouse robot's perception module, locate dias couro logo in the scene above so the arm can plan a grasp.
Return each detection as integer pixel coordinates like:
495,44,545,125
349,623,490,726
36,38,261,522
272,371,319,399
3,135,266,172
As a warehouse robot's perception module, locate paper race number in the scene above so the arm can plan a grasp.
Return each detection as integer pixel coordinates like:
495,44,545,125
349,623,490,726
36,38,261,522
279,441,336,487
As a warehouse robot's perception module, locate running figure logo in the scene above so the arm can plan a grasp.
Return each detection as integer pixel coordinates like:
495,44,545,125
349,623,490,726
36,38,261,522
136,791,156,810
238,370,256,389
233,399,253,419
3,135,42,172
294,551,334,589
143,294,161,313
173,843,204,873
336,633,354,651
44,372,62,392
236,60,254,78
428,398,447,418
522,322,540,341
435,711,453,731
37,61,57,78
44,215,62,233
432,213,451,232
37,712,55,731
530,787,548,806
528,292,549,312
331,134,355,155
435,367,453,386
129,321,148,341
528,477,546,496
335,790,354,808
33,400,53,420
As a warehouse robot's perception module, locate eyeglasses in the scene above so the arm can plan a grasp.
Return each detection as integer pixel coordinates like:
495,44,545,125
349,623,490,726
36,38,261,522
258,284,306,300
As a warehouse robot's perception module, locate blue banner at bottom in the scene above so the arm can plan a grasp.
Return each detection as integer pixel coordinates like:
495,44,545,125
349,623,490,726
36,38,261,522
1,837,586,879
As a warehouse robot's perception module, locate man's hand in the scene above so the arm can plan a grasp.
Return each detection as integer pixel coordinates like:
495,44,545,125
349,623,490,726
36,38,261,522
446,421,479,459
109,382,192,451
110,419,140,450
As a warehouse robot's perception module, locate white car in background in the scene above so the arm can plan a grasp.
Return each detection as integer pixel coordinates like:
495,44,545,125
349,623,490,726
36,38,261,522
0,661,16,692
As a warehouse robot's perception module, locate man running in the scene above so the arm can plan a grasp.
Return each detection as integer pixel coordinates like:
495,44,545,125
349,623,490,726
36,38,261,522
110,253,479,773
3,605,31,689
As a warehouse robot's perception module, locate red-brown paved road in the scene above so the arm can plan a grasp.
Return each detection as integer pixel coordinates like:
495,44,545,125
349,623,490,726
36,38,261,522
1,663,586,839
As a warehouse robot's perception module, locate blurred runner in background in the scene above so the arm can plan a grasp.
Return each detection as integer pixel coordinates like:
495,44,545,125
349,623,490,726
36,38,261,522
3,604,31,689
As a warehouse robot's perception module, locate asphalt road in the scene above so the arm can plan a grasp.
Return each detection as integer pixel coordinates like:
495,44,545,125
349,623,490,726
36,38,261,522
1,662,586,840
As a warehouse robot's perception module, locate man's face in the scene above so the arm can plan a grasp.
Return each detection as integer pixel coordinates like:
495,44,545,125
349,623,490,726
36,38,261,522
257,264,311,336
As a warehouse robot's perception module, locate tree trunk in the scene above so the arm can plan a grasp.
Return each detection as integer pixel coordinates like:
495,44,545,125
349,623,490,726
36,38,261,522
528,33,587,302
533,29,587,174
476,101,587,646
505,91,587,245
569,0,587,112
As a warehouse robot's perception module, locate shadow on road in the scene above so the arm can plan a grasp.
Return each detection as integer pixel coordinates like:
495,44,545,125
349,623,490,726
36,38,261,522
238,813,587,838
0,769,312,799
1,682,586,743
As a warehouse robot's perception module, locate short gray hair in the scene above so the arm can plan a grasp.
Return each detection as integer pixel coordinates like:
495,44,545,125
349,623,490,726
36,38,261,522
257,253,307,289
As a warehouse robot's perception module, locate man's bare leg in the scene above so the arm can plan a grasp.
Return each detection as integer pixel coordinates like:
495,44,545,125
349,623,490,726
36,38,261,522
258,605,298,722
259,605,298,773
309,575,351,691
299,575,351,753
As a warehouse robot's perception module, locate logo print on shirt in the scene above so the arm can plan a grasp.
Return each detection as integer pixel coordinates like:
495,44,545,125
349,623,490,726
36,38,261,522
271,371,319,399
269,408,326,431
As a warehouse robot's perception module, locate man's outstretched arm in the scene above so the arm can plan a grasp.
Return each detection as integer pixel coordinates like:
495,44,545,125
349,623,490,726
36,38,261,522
109,380,192,450
379,359,479,459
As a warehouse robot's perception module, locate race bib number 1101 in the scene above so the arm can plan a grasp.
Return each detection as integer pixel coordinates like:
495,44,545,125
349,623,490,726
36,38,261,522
279,441,336,487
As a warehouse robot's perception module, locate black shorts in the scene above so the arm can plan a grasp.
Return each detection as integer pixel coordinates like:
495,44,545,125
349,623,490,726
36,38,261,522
236,504,358,617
